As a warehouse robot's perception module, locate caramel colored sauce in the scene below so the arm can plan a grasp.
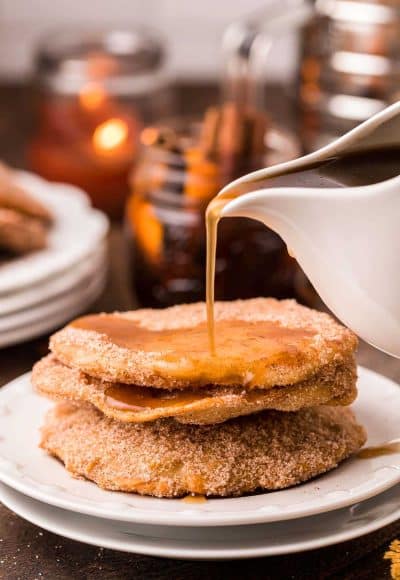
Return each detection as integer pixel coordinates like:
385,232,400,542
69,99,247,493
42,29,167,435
206,191,241,354
105,384,207,411
72,314,314,386
181,495,207,504
357,441,400,459
205,148,400,353
105,383,278,412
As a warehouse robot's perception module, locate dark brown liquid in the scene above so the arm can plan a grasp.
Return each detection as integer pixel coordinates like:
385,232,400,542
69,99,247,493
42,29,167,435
357,441,400,459
206,147,400,351
71,314,315,386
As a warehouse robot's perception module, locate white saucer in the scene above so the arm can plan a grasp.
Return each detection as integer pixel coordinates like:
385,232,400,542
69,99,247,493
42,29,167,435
0,243,107,316
0,367,399,527
0,273,106,347
1,481,399,559
0,269,107,333
0,171,109,294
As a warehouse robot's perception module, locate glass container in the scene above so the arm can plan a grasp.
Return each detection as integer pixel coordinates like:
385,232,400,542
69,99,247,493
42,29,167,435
28,28,171,218
298,0,400,150
125,114,305,308
222,0,400,150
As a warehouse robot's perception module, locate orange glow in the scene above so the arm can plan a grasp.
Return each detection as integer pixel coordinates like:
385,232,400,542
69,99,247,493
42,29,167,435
140,127,160,147
93,118,129,153
79,83,107,111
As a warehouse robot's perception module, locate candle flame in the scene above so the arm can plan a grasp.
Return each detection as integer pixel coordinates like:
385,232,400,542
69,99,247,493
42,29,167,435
93,118,129,153
79,83,107,111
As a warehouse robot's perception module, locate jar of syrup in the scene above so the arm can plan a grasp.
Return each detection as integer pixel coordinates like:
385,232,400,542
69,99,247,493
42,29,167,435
125,105,303,307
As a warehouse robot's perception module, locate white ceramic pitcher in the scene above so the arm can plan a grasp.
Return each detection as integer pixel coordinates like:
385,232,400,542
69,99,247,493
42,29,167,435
218,102,400,357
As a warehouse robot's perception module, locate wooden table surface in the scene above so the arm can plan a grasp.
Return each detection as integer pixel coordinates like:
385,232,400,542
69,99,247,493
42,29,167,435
0,84,399,580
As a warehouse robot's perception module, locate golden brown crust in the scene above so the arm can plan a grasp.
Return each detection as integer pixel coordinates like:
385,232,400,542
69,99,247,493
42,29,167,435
0,162,52,223
40,402,366,497
33,354,358,424
50,299,358,389
0,208,48,254
0,163,52,254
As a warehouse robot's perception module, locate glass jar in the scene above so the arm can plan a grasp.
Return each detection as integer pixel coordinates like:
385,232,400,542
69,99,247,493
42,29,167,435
298,0,400,150
125,117,305,308
221,0,400,151
28,28,172,218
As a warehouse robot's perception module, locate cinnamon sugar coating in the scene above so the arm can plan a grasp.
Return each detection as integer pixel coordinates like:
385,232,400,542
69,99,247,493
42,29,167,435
0,162,52,223
0,208,48,254
33,354,357,425
40,402,366,497
0,163,52,254
49,299,358,389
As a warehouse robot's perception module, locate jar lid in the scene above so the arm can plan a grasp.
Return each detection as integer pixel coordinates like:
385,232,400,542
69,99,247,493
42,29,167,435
35,28,167,96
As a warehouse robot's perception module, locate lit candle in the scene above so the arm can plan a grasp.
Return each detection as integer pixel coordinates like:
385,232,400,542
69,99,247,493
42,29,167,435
29,28,169,218
29,99,138,218
93,118,129,155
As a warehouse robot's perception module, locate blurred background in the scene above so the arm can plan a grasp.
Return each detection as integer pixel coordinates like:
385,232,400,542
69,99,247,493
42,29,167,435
0,0,296,82
1,0,400,343
1,0,399,164
0,0,300,178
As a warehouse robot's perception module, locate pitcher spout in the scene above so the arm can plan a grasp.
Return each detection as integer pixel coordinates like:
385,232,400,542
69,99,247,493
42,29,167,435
219,178,400,357
220,187,316,252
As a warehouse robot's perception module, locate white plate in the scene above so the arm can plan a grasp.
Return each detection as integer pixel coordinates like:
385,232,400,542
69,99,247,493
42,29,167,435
0,367,399,527
0,274,106,348
0,171,109,294
0,269,107,333
0,243,107,316
1,482,399,559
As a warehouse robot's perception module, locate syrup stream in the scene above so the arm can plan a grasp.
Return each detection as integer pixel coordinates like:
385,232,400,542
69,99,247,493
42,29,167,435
206,190,245,354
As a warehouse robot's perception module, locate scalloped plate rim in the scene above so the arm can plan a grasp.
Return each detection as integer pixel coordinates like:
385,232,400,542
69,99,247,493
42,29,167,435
0,171,108,294
0,367,399,527
0,482,400,559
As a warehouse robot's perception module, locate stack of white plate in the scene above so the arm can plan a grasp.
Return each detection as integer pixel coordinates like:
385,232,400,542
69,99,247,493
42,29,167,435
0,171,109,348
0,367,399,559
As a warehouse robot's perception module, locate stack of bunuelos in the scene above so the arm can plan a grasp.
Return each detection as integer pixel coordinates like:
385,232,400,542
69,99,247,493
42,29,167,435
33,298,366,498
0,163,52,255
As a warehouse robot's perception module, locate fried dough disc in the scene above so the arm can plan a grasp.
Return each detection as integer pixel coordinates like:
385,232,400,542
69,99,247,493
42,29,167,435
33,354,357,425
50,299,358,389
40,402,366,497
0,208,48,254
0,162,52,223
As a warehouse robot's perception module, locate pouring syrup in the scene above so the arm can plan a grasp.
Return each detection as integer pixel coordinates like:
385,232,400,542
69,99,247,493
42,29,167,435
206,146,400,353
